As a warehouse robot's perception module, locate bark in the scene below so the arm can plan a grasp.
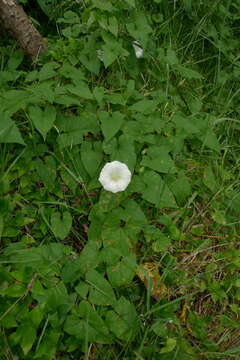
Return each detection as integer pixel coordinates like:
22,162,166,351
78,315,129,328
0,0,47,58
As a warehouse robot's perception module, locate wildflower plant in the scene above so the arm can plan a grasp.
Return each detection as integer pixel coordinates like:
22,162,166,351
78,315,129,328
0,0,239,359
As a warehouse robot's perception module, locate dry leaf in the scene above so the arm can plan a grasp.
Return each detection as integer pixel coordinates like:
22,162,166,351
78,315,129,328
136,262,168,300
179,302,190,324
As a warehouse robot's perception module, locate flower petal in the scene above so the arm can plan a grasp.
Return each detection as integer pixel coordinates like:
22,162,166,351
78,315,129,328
99,161,132,193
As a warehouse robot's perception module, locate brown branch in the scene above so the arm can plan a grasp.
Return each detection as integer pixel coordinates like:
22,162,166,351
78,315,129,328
0,0,47,58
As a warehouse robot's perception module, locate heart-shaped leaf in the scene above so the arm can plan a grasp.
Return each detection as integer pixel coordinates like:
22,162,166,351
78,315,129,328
99,111,124,142
51,211,72,240
29,105,56,140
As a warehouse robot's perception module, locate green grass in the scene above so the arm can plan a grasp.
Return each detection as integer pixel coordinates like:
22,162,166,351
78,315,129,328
1,0,240,359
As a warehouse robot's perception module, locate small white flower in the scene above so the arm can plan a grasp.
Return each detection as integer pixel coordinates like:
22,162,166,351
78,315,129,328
132,41,143,58
99,161,132,193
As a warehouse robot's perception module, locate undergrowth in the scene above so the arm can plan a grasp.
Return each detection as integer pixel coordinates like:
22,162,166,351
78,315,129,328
1,0,240,359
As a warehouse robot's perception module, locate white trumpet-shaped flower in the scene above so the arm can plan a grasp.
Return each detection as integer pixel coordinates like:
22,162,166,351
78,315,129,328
99,161,132,193
132,41,143,58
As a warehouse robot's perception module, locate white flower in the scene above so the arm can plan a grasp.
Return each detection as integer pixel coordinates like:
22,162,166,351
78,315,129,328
99,161,132,193
132,41,143,58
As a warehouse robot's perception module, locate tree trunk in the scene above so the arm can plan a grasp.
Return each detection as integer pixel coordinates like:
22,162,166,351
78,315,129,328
0,0,47,58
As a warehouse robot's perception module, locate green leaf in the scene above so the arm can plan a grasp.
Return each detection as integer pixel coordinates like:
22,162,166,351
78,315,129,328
28,105,56,140
54,92,82,106
61,257,83,283
105,311,127,340
7,50,24,70
151,319,167,337
168,172,192,205
99,111,125,142
59,63,85,82
57,133,83,149
81,141,103,177
126,13,152,47
175,65,202,79
78,300,110,338
166,48,179,65
64,315,86,336
1,313,18,329
35,156,56,189
78,242,100,274
28,82,54,103
5,283,26,297
101,44,118,68
57,113,98,133
38,62,59,81
0,116,25,145
60,168,78,193
129,99,158,114
92,0,114,12
123,199,148,225
75,282,89,298
93,86,105,106
0,216,3,239
211,210,226,225
106,296,138,341
64,315,110,343
160,337,177,354
108,16,118,37
142,170,177,208
34,330,60,359
20,324,37,355
111,135,136,171
107,253,136,287
101,228,132,259
0,89,29,116
56,113,99,148
106,93,126,105
66,82,93,100
124,0,135,7
101,34,129,68
200,129,220,153
51,211,72,240
36,0,56,17
141,146,177,174
152,234,171,252
86,269,116,305
158,214,182,240
172,113,199,135
79,36,101,75
203,166,219,192
30,307,44,328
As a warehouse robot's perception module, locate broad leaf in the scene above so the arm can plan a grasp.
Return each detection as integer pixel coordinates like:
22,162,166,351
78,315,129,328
107,253,136,287
28,105,56,140
20,323,37,355
51,211,72,240
0,116,25,145
35,155,56,189
86,269,116,305
110,135,136,171
141,146,177,174
106,296,138,341
200,129,220,153
99,111,125,142
78,300,110,339
129,99,158,114
126,12,152,47
81,141,103,177
141,170,177,208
